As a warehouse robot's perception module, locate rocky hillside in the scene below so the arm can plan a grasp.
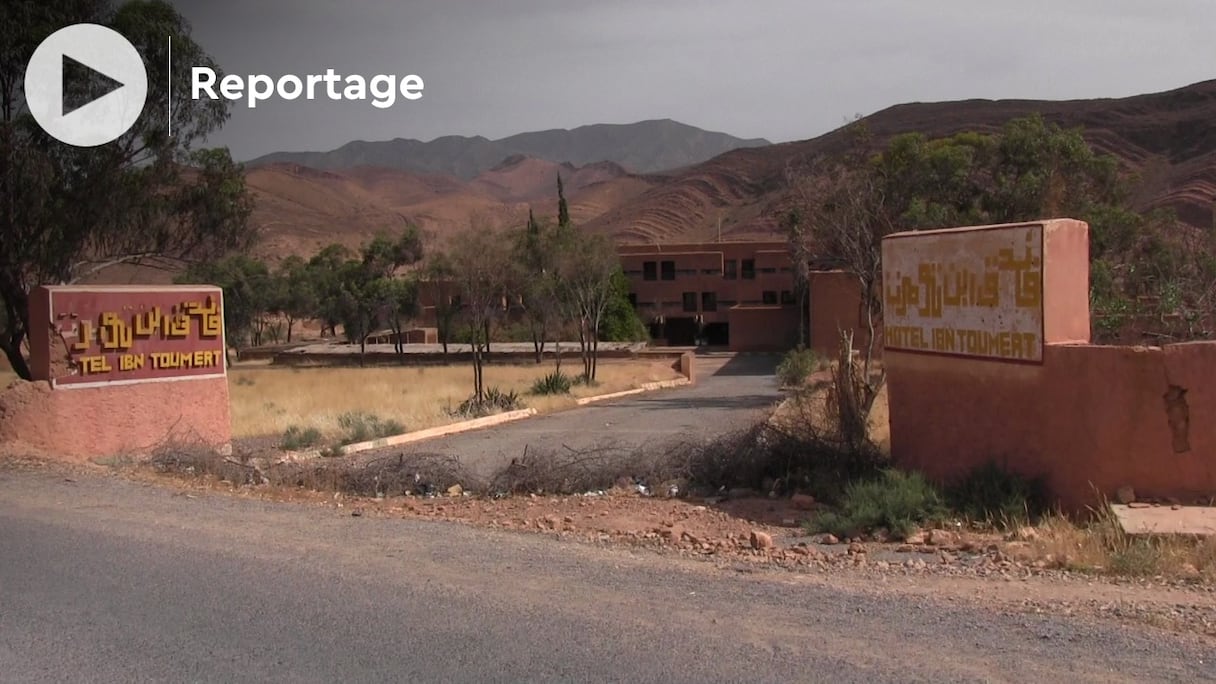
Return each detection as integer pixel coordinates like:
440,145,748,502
587,80,1216,243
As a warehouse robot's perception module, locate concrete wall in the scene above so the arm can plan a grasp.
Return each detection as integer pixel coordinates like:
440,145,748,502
883,219,1216,510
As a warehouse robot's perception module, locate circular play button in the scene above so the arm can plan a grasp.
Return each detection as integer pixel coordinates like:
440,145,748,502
23,23,149,147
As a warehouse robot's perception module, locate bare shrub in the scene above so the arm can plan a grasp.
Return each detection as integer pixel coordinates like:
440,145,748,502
148,443,268,486
274,452,481,497
488,441,691,496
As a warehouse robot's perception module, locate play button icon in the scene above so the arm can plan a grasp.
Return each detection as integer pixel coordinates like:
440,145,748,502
24,24,148,147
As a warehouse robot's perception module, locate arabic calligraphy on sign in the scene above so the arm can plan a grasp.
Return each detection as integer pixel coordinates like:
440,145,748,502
881,225,1044,362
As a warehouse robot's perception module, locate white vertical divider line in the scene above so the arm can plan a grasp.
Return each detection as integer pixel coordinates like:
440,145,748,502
168,35,172,138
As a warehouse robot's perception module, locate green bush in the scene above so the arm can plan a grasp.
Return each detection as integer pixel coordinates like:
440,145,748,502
809,469,946,539
945,461,1048,527
531,370,573,396
776,346,818,387
336,411,405,446
279,425,323,451
453,387,524,418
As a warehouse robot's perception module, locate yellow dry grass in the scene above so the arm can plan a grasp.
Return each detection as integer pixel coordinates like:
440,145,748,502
228,359,682,440
1024,510,1216,581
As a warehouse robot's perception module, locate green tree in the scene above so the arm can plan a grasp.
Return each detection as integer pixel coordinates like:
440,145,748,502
178,255,271,364
448,221,510,403
598,267,647,343
556,174,571,230
512,209,561,362
306,244,353,339
274,256,318,343
423,252,460,359
0,0,252,379
366,276,421,360
554,230,620,382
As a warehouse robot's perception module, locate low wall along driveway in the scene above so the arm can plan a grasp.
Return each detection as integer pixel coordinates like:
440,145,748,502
883,219,1216,511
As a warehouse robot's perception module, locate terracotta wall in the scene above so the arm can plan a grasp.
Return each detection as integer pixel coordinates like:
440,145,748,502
888,342,1216,510
3,285,233,462
728,306,800,352
807,271,868,358
883,218,1216,510
0,377,231,462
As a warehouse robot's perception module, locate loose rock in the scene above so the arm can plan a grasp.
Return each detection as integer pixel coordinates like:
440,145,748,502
791,494,816,511
750,530,774,550
1115,485,1136,505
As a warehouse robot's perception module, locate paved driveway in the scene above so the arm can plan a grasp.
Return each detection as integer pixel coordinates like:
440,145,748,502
397,352,783,478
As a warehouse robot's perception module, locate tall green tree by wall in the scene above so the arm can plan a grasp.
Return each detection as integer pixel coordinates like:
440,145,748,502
0,0,253,379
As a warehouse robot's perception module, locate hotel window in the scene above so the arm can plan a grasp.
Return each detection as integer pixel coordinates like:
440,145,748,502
661,260,676,281
627,293,638,307
762,290,777,305
642,261,657,281
781,290,795,305
723,260,738,280
701,292,717,312
682,292,698,312
741,259,756,280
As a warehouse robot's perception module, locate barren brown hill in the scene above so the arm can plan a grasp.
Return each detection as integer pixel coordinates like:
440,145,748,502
588,79,1216,243
242,158,664,263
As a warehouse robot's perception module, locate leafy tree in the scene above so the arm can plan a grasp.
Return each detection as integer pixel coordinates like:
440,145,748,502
554,230,620,382
367,276,421,359
274,256,317,343
512,209,561,362
423,252,460,359
448,222,511,403
557,174,571,230
302,245,344,339
177,255,271,364
329,229,425,362
598,267,647,343
0,0,252,379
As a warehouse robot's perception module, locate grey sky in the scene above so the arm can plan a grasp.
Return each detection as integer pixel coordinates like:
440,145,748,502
171,0,1216,161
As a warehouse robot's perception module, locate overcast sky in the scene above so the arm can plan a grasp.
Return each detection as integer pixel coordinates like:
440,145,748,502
170,0,1216,161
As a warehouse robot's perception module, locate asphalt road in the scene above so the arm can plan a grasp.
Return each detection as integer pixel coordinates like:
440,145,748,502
396,353,785,478
2,470,1214,683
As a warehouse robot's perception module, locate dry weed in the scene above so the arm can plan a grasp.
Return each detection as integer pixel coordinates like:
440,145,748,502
1029,506,1216,581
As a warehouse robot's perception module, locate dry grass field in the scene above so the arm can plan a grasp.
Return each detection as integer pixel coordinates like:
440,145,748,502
227,359,682,440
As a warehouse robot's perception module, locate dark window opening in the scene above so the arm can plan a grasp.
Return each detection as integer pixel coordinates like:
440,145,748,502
642,261,657,281
724,260,738,280
661,260,676,281
682,292,698,312
780,290,795,305
742,259,756,280
627,293,638,307
762,290,778,305
701,292,717,312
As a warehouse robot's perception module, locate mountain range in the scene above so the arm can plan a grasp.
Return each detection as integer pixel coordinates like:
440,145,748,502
232,80,1216,265
247,119,771,178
